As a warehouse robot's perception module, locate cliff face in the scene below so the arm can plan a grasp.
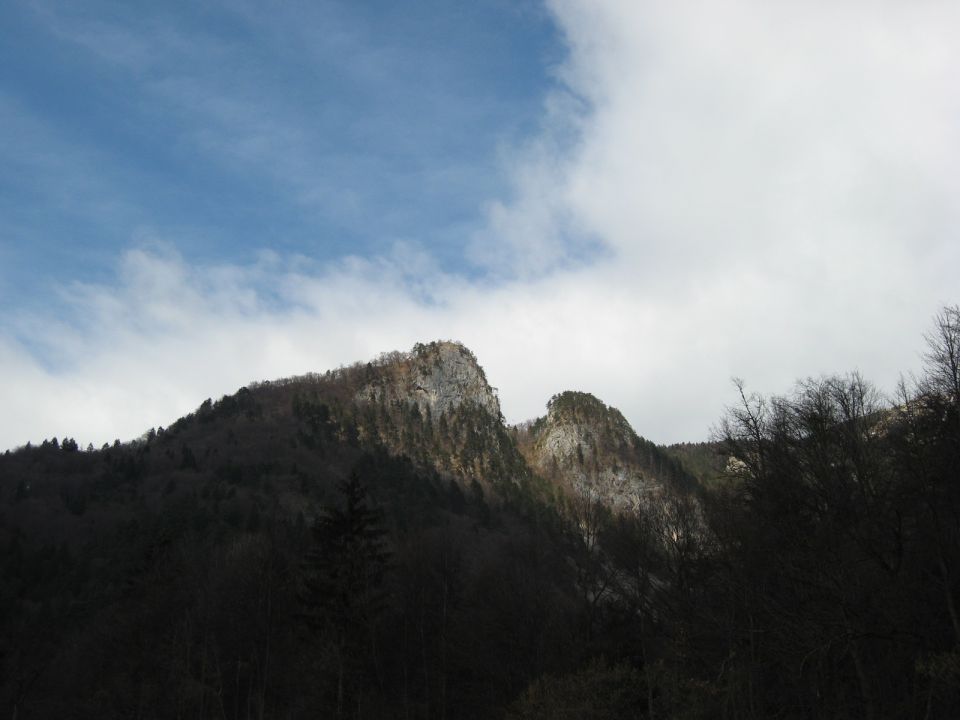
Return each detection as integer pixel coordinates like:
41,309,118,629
346,341,530,497
350,353,694,509
153,341,691,510
518,391,695,512
355,341,501,421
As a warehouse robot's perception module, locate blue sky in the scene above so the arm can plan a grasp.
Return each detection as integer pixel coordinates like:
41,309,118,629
2,0,960,450
1,0,559,309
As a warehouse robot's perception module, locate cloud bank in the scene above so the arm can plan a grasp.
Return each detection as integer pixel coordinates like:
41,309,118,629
3,0,960,449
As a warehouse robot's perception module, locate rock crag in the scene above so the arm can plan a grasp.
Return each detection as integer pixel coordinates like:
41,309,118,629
518,391,694,512
355,341,501,422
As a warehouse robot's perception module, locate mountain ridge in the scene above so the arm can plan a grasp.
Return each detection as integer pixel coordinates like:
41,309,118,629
0,339,701,548
185,339,696,508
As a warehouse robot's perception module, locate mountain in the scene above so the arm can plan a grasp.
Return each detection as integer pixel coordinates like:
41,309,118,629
355,341,500,419
0,339,693,720
516,390,697,513
0,340,686,556
346,341,535,497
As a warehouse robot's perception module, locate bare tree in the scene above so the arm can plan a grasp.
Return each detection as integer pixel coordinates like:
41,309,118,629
923,305,960,406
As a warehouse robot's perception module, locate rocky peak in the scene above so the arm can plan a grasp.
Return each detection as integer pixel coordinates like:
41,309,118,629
349,341,530,496
519,391,694,512
355,341,501,421
538,391,636,464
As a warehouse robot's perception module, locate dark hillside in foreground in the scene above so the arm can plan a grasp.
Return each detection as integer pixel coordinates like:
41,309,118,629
3,309,960,719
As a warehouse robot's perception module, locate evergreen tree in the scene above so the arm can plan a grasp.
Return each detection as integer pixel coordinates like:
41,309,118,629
300,472,391,718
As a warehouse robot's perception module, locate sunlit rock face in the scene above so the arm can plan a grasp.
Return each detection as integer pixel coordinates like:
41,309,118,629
355,341,501,421
349,344,693,508
350,341,529,495
519,391,687,513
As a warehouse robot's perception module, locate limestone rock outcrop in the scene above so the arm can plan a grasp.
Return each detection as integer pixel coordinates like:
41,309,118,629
518,391,693,512
355,341,501,422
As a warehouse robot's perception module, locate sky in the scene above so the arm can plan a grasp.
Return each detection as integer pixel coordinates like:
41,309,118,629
2,0,959,450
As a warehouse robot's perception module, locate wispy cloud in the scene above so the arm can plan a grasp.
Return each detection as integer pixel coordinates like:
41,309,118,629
1,0,556,321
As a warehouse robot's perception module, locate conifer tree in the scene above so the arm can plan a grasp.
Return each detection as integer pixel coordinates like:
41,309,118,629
300,472,390,718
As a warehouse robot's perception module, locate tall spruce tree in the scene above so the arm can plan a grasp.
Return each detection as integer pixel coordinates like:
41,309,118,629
300,472,390,718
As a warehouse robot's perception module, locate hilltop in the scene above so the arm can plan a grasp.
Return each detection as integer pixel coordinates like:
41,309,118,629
516,390,696,512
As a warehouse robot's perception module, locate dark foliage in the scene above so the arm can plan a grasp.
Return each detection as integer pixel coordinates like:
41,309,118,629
2,312,960,718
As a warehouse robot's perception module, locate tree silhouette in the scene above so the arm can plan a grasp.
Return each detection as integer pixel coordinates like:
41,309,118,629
300,472,390,718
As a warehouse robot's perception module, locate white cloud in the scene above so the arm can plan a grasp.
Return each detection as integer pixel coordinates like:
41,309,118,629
477,0,960,421
505,0,960,284
3,0,960,450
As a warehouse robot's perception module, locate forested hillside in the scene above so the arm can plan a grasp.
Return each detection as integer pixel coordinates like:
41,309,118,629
1,310,959,719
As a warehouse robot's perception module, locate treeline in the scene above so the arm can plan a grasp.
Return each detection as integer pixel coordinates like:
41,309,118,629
695,308,960,718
